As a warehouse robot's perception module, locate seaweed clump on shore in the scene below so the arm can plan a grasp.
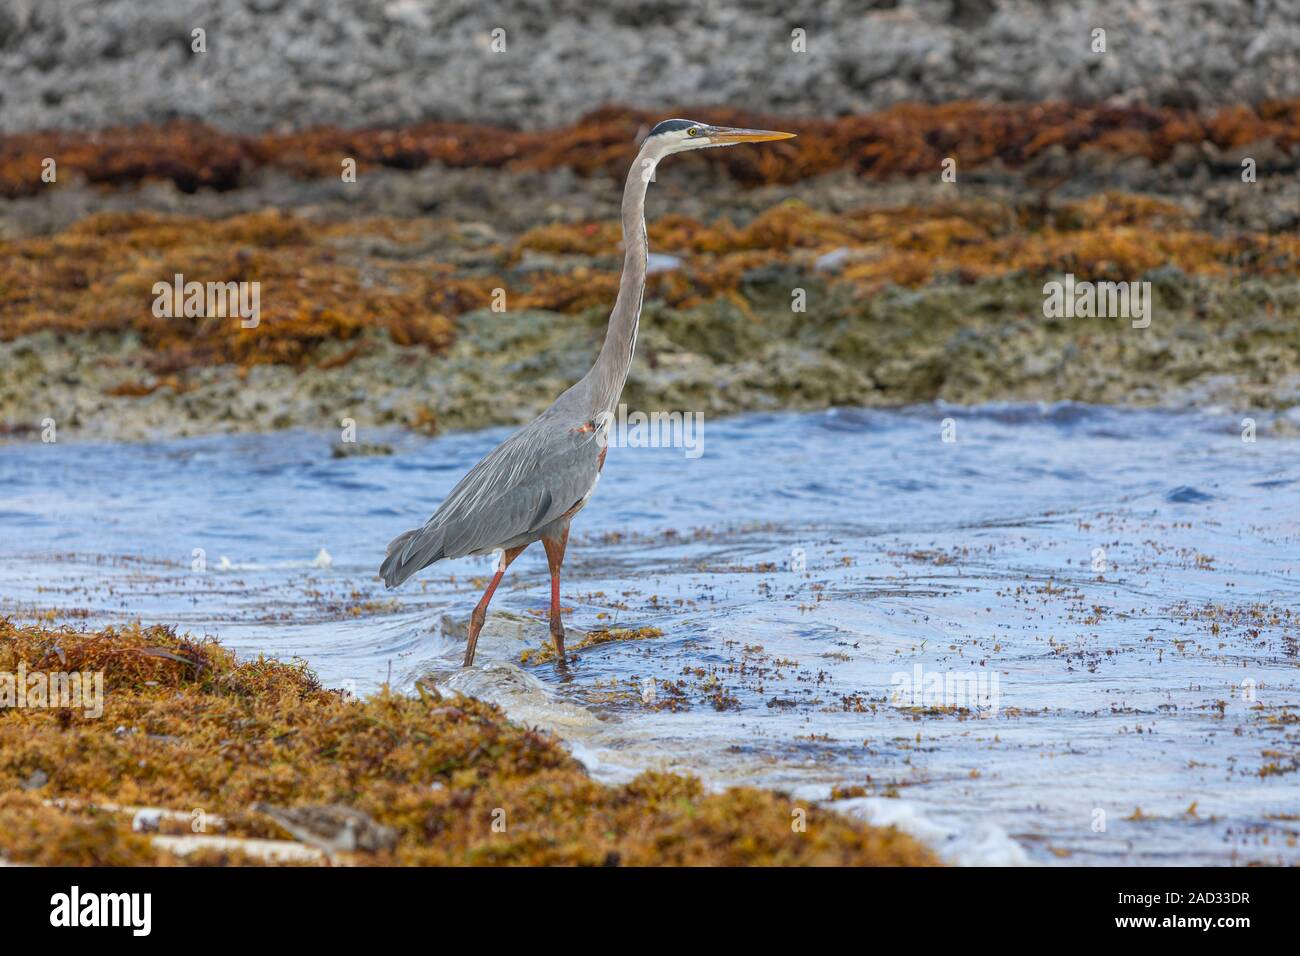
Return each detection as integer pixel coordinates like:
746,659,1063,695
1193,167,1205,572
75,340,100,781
0,618,938,866
6,194,1299,380
0,211,464,373
520,626,665,665
4,100,1300,197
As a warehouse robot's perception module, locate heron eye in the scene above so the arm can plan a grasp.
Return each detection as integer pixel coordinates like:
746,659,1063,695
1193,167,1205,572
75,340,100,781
687,127,698,136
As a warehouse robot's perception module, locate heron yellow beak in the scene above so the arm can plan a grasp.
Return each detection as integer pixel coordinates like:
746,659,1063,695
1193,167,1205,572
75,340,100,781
709,127,797,144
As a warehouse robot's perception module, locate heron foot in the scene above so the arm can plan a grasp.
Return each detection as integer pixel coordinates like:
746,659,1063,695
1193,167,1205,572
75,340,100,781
549,622,566,664
464,607,487,667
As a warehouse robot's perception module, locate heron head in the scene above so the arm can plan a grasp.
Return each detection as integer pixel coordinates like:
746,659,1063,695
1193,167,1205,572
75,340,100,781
642,118,796,156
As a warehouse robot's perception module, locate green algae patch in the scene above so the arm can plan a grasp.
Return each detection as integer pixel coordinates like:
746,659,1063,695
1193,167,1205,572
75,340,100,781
520,626,665,666
0,619,938,866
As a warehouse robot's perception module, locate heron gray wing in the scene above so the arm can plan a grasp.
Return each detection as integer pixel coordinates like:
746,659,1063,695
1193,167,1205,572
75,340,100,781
380,410,604,587
402,417,602,564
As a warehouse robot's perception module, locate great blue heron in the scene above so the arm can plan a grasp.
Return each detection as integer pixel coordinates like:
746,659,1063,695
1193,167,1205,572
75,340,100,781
380,119,796,666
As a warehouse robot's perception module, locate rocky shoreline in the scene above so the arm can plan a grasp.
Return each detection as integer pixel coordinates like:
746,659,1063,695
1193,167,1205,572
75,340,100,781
4,101,1300,444
5,1,1300,134
4,175,1299,443
5,275,1300,445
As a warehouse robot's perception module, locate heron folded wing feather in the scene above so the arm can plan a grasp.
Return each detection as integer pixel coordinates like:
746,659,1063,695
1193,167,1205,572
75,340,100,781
384,415,603,578
532,488,554,528
395,523,446,571
441,473,567,559
380,526,443,587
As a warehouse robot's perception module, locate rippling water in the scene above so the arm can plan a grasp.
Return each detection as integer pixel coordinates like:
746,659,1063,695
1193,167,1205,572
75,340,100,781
2,404,1297,865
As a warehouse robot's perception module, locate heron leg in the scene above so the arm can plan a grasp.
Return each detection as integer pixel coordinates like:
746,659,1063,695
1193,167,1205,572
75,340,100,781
463,545,526,667
542,528,570,663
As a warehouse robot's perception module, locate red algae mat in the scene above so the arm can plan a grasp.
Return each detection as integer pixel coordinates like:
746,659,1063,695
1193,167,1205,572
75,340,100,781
5,100,1300,198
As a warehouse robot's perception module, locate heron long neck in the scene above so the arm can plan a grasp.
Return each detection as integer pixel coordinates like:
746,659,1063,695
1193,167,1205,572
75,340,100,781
588,147,653,416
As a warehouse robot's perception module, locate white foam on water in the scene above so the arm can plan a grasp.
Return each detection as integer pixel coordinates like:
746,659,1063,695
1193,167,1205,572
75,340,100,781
833,796,1029,866
439,660,601,733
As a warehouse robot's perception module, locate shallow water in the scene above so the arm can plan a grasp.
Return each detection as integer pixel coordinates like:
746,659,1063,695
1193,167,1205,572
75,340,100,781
2,404,1298,865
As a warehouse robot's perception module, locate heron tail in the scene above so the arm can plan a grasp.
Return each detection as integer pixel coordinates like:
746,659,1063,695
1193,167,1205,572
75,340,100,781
379,525,446,588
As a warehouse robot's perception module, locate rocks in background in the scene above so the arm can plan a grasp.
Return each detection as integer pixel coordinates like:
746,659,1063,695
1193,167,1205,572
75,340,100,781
3,0,1300,134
